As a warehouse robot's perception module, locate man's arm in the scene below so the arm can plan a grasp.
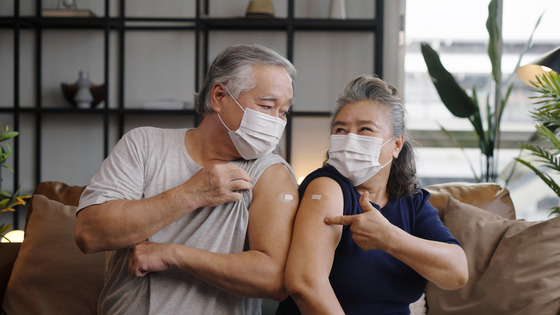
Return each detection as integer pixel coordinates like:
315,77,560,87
127,163,299,300
75,163,253,253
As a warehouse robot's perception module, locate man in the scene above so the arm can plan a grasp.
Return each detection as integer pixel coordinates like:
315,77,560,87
75,44,299,314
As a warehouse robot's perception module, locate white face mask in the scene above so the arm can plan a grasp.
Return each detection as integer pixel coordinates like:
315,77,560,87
218,87,287,160
327,133,393,186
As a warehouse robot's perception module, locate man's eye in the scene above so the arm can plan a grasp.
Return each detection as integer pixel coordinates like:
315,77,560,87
259,105,273,111
334,128,346,134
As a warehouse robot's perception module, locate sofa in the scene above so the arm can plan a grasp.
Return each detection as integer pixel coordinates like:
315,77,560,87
1,181,559,314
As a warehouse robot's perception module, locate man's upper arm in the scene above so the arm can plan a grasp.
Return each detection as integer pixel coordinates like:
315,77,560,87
248,163,298,259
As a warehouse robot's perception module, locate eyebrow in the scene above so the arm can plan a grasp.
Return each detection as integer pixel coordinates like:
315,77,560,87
260,95,277,101
333,120,377,126
259,95,295,107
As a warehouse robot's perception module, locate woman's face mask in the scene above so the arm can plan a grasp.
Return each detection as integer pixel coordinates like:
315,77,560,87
327,133,393,186
218,86,286,160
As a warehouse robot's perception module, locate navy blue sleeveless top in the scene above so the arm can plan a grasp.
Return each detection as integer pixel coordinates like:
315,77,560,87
276,165,459,315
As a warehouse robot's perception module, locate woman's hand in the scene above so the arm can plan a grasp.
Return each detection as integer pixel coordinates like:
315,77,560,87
325,191,468,290
324,191,395,251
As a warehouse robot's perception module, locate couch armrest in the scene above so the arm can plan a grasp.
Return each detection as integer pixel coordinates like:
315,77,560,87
0,243,21,304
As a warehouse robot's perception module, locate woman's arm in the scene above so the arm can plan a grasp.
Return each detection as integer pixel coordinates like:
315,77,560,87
284,177,345,315
326,192,468,290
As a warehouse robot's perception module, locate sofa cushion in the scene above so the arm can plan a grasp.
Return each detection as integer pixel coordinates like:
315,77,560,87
26,182,86,229
425,196,560,315
1,194,105,314
426,182,515,220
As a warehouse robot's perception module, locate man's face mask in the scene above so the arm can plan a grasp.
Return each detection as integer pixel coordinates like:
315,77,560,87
218,86,286,160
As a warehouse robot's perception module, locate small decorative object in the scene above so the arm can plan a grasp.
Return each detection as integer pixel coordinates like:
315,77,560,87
61,83,105,108
72,71,94,109
329,0,346,19
245,0,274,18
43,1,96,17
0,124,30,242
57,0,77,10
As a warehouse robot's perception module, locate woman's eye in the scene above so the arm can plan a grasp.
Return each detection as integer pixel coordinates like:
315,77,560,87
334,128,346,134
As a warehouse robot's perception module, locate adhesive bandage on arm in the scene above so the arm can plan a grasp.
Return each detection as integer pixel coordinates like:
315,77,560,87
280,192,294,201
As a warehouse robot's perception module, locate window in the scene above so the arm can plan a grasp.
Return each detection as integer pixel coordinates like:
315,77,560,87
404,0,560,220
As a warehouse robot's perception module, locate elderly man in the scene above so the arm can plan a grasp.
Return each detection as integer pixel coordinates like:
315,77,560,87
75,44,299,314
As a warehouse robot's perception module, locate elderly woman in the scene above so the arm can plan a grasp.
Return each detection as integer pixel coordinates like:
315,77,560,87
276,75,468,315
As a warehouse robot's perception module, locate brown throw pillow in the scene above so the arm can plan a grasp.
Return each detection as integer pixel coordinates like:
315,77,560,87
425,196,560,315
1,194,105,314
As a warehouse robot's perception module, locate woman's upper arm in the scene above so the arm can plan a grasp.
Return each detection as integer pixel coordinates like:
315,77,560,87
285,176,345,282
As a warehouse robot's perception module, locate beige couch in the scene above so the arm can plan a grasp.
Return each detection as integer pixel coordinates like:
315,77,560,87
1,181,559,314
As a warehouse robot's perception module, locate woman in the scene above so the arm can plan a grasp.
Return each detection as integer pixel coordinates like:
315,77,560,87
276,75,468,315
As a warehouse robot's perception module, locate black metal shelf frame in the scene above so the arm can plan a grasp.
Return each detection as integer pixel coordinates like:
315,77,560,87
4,0,384,228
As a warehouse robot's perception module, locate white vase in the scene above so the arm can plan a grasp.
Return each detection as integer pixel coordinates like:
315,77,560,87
74,70,93,109
329,0,346,19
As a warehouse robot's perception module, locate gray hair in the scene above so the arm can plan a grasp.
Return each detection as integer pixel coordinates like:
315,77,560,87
331,74,420,198
196,44,296,115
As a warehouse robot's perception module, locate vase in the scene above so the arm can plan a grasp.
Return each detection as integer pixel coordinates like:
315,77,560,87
329,0,346,19
74,70,93,109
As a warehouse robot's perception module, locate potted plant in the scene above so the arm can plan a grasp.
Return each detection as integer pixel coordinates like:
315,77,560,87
515,71,560,216
420,0,543,182
0,124,30,242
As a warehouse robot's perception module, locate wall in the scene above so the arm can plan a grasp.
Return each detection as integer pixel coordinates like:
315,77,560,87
0,0,403,227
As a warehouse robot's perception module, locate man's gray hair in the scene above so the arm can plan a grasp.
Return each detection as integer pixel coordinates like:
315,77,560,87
195,44,296,115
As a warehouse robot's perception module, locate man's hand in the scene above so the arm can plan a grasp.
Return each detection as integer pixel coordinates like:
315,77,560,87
128,241,174,277
183,164,252,208
324,191,395,251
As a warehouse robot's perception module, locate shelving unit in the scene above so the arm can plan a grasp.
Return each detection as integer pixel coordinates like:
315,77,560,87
0,0,384,228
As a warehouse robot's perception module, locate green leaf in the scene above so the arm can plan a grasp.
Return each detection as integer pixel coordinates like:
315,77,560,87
515,158,560,197
0,224,12,241
420,42,478,118
504,10,544,90
486,0,501,84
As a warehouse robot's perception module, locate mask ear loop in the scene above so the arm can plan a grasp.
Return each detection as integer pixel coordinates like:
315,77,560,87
218,84,246,132
217,113,233,132
381,137,394,147
224,85,246,113
378,137,394,168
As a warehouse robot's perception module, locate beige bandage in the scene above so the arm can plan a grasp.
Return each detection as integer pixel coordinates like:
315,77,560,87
280,192,294,201
311,194,322,200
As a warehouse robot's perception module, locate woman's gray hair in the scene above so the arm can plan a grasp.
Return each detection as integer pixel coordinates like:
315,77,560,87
330,74,420,198
196,44,296,115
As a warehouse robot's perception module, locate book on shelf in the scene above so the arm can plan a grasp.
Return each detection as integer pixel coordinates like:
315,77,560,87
42,9,97,17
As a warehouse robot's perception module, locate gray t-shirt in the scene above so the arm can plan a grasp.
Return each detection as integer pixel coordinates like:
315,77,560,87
78,126,295,315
